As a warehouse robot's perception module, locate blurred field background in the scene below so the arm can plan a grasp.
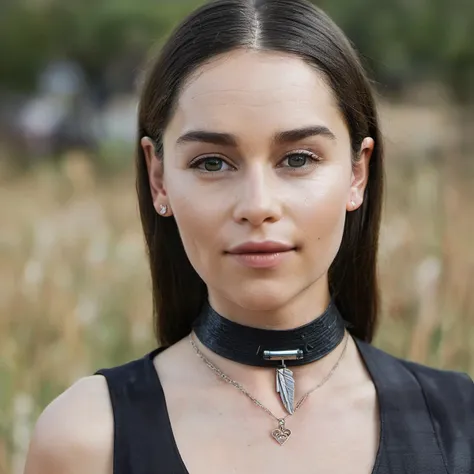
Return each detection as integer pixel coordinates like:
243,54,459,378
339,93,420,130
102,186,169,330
1,1,473,473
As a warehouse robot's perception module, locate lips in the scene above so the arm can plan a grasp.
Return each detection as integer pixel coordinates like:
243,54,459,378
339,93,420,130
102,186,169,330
226,241,295,254
226,241,296,269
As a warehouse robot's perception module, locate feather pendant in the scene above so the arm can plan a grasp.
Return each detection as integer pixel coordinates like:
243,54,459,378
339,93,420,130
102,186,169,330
276,367,295,414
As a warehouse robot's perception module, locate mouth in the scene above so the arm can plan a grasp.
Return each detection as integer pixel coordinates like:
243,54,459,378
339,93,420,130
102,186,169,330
226,241,296,254
225,241,297,269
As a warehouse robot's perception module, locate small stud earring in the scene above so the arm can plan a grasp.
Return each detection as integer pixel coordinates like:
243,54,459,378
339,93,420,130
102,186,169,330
351,200,356,209
159,204,168,215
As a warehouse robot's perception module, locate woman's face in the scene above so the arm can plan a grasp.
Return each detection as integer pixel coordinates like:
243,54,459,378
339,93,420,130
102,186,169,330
143,50,372,317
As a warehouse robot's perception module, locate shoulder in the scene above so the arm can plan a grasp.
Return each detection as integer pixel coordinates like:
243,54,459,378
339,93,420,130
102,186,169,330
358,339,474,437
401,357,473,397
24,375,113,474
400,357,474,420
358,338,473,403
399,358,474,468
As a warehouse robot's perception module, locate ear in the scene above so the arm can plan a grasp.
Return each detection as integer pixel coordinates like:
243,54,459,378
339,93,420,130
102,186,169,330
141,137,172,217
347,137,374,212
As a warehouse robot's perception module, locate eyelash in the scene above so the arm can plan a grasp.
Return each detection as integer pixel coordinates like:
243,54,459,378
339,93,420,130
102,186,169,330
188,150,321,173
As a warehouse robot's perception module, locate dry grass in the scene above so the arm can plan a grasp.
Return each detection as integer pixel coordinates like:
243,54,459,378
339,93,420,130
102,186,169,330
1,100,473,473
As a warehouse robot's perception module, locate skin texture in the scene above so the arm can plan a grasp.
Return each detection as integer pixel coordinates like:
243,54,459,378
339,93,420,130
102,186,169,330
145,49,373,329
24,50,378,474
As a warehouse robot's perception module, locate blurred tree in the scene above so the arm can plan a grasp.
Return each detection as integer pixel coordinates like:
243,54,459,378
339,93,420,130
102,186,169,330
0,0,473,105
317,0,474,102
0,0,202,95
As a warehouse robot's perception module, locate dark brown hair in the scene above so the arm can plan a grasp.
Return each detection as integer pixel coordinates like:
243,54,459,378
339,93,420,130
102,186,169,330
136,0,384,346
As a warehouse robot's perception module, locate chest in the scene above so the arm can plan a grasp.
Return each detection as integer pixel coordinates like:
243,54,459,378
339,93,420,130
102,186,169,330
164,385,380,474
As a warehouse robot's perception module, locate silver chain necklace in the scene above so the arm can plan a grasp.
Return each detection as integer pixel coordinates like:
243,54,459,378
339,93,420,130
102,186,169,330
189,332,349,445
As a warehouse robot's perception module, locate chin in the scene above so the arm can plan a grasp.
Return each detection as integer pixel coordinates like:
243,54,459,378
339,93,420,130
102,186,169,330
223,280,299,312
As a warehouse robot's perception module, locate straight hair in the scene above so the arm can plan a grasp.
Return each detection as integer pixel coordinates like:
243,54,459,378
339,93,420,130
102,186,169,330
136,0,384,346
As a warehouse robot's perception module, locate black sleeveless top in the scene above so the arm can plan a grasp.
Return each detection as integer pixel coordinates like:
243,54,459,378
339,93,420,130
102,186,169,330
95,338,474,474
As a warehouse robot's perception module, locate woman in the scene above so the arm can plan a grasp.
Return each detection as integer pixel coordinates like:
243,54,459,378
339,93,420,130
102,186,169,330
25,0,473,473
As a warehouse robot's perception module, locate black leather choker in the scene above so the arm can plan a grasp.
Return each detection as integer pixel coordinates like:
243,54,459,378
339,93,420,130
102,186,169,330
192,300,347,368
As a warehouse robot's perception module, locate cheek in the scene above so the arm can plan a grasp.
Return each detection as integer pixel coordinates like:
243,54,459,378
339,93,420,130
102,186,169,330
293,168,348,247
165,175,224,273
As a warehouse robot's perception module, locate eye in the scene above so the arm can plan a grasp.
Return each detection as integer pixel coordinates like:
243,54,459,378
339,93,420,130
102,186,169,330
189,156,233,172
280,150,320,169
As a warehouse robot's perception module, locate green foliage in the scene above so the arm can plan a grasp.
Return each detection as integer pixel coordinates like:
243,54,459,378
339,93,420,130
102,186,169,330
0,0,202,91
1,0,473,101
317,0,474,101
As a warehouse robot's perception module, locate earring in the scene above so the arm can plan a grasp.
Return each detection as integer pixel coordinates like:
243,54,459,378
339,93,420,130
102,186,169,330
159,204,168,216
351,200,356,209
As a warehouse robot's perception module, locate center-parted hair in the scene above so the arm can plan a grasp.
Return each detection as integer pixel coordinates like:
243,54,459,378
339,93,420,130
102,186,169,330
136,0,384,346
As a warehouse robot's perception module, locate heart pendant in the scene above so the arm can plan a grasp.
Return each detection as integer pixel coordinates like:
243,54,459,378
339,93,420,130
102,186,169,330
271,419,291,445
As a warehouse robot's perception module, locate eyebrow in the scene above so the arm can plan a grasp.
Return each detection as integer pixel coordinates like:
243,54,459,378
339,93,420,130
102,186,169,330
175,125,336,147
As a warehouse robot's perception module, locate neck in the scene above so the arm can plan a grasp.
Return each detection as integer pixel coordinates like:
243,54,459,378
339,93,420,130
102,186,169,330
207,275,331,330
190,278,350,416
189,329,354,417
193,298,345,368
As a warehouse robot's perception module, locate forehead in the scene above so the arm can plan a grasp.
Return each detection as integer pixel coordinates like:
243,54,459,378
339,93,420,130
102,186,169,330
167,50,346,140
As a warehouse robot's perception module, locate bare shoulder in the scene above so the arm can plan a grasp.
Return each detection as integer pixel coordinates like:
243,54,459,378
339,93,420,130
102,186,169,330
24,375,113,474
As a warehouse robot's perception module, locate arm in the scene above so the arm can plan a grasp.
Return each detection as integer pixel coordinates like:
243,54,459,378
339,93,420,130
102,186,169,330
24,375,113,474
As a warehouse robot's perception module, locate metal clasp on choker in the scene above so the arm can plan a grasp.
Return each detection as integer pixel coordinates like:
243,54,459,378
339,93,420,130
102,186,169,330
262,349,304,361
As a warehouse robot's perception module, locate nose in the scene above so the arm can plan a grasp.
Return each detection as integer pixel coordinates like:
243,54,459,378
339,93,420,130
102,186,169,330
232,166,283,226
